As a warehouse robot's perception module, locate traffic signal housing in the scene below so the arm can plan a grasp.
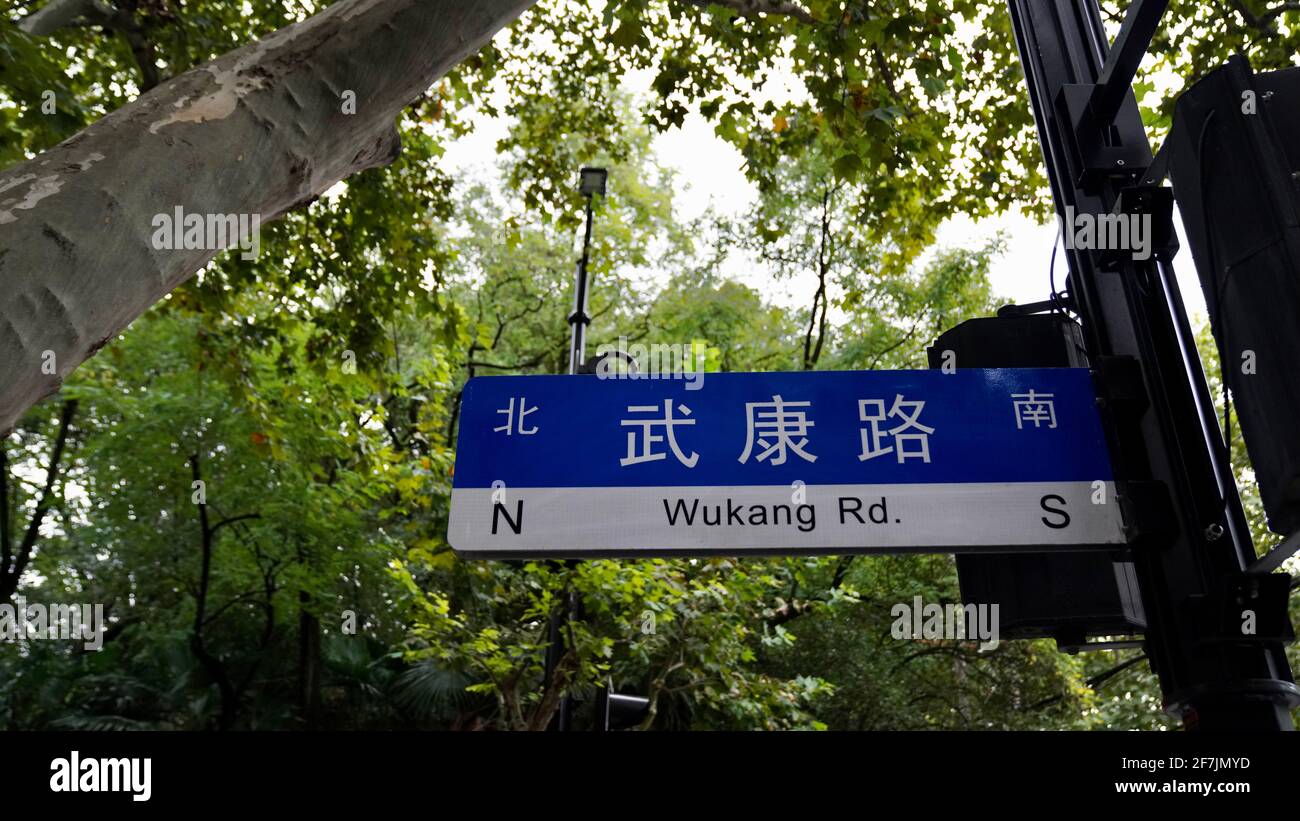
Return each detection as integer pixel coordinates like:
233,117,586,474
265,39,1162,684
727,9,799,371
1163,56,1300,535
928,314,1146,649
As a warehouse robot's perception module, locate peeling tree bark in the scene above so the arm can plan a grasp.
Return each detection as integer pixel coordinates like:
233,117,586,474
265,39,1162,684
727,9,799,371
0,0,534,433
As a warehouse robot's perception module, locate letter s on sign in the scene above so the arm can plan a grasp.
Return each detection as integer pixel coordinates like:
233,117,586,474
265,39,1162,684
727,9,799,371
1040,494,1070,529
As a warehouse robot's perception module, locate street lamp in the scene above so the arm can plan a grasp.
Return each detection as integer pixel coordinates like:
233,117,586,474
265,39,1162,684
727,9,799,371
545,165,610,734
578,166,608,197
567,167,608,375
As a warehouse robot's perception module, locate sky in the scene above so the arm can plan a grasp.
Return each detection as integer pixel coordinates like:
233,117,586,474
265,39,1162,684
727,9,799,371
440,31,1211,330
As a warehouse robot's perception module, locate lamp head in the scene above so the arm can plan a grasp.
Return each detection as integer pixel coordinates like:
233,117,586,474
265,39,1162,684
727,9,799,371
578,166,608,197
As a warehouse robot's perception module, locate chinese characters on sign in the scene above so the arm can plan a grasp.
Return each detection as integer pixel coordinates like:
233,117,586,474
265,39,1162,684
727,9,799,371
620,401,699,468
494,396,538,435
498,390,1065,469
1012,391,1057,429
738,395,817,465
858,395,933,464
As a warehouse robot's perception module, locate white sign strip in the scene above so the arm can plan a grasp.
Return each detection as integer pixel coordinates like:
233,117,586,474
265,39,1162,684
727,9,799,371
449,481,1125,555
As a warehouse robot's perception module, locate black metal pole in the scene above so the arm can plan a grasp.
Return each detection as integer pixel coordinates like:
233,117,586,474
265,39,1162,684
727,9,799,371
544,190,598,731
568,194,596,376
1088,0,1169,124
1009,0,1297,729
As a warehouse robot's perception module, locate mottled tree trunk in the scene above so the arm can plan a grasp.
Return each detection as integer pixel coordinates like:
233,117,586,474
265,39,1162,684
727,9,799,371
0,0,533,432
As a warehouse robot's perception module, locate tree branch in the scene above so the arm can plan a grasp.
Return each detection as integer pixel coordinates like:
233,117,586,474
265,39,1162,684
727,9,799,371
0,0,535,433
1260,1,1300,23
209,512,261,538
1224,0,1299,36
0,444,10,581
1,399,77,601
17,0,162,91
188,451,238,730
465,352,551,370
1027,653,1147,711
16,0,98,36
803,185,833,370
676,0,815,25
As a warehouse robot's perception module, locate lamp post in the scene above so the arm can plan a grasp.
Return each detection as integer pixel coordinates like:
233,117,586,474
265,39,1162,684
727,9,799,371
544,166,607,732
567,167,607,375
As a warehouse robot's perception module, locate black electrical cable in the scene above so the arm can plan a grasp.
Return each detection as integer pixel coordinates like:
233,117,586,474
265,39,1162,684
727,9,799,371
1047,224,1089,360
1048,223,1080,321
1196,109,1232,465
1049,222,1063,315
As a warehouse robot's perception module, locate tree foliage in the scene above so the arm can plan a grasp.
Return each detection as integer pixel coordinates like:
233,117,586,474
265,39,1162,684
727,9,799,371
3,0,1297,730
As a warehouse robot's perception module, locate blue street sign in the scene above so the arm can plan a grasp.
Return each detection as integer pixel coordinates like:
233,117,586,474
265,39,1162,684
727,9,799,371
448,368,1126,557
